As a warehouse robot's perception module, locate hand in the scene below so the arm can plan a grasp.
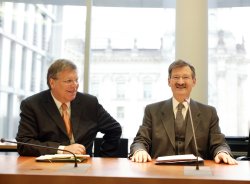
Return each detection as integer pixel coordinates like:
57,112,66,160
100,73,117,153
131,150,152,163
214,152,238,165
64,143,86,155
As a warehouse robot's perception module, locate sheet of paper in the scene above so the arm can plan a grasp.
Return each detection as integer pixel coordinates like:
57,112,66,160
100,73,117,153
36,154,90,162
155,154,203,164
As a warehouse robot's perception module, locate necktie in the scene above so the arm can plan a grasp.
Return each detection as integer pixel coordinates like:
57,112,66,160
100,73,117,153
175,103,185,136
61,103,72,138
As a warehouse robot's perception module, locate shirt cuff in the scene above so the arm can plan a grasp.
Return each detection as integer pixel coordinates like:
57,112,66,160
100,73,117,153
216,151,229,155
58,145,65,154
134,149,146,155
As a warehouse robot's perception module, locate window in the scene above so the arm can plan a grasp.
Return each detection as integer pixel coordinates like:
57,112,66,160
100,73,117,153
90,81,100,98
116,81,126,100
143,82,152,100
0,2,3,27
208,1,250,136
90,6,174,141
142,76,153,100
0,1,179,142
3,0,247,145
0,1,86,139
116,106,125,119
0,0,175,142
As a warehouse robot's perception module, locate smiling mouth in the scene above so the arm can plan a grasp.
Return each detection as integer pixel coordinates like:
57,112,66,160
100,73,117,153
176,88,185,91
176,84,186,89
67,90,77,94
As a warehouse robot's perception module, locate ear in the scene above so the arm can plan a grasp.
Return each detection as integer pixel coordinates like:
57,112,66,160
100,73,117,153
168,78,171,86
49,78,55,89
192,78,196,86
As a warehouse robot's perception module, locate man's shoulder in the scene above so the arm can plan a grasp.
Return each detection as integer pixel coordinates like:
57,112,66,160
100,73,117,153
22,90,50,102
149,98,171,105
147,100,167,106
191,99,216,112
146,99,171,110
74,92,98,104
191,99,214,108
76,92,96,99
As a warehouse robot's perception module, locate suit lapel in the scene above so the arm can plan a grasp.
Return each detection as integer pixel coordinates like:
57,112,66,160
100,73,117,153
70,94,82,140
185,99,201,149
161,99,176,149
41,91,67,135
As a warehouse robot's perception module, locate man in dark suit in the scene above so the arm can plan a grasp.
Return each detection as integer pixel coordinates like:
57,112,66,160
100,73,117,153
16,59,122,156
130,59,237,165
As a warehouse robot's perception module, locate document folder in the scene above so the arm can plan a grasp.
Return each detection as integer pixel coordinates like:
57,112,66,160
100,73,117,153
155,154,204,165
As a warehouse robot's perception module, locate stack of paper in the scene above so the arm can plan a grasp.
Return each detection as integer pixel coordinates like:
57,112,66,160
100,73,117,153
155,154,204,165
36,154,90,162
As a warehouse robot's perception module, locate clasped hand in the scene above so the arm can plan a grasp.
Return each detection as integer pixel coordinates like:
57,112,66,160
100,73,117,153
64,143,86,155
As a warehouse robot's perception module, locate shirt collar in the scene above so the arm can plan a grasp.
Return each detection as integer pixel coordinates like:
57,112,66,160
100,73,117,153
172,97,190,110
50,92,70,109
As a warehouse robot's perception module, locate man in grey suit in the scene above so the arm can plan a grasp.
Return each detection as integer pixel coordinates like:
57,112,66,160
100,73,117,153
16,59,122,156
130,59,237,165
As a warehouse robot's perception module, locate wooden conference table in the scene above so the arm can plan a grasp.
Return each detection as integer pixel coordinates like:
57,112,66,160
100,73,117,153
0,155,249,184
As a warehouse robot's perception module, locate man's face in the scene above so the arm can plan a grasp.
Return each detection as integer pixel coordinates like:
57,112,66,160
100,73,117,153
168,66,196,102
49,69,79,103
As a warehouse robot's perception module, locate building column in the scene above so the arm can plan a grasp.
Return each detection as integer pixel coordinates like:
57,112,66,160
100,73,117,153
83,0,92,93
175,0,208,103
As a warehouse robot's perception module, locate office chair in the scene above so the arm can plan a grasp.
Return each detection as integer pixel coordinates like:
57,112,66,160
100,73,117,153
236,130,250,161
93,138,128,158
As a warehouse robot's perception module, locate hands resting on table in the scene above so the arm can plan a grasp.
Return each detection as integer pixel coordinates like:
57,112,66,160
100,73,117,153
130,150,238,165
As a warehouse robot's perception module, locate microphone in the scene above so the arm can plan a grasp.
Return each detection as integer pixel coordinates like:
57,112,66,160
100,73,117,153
0,138,78,167
184,99,199,170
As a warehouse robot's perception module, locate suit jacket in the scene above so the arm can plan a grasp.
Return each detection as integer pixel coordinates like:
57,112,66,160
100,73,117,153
130,98,232,159
16,90,122,156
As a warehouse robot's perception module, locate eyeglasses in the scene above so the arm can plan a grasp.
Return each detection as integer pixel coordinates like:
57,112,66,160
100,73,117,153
53,78,79,85
171,75,192,81
62,79,79,85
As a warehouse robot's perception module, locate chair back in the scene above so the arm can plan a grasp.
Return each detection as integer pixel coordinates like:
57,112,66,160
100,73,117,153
94,138,128,158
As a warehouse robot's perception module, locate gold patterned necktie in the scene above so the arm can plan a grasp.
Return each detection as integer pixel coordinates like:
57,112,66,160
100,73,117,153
61,103,72,138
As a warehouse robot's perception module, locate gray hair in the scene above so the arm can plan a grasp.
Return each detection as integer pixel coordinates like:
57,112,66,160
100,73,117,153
47,59,77,89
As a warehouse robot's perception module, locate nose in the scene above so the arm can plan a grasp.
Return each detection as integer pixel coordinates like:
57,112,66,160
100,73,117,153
69,80,79,86
74,82,79,89
177,78,185,84
69,81,79,90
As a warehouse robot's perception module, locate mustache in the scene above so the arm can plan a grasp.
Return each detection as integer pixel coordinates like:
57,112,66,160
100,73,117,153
175,83,186,88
